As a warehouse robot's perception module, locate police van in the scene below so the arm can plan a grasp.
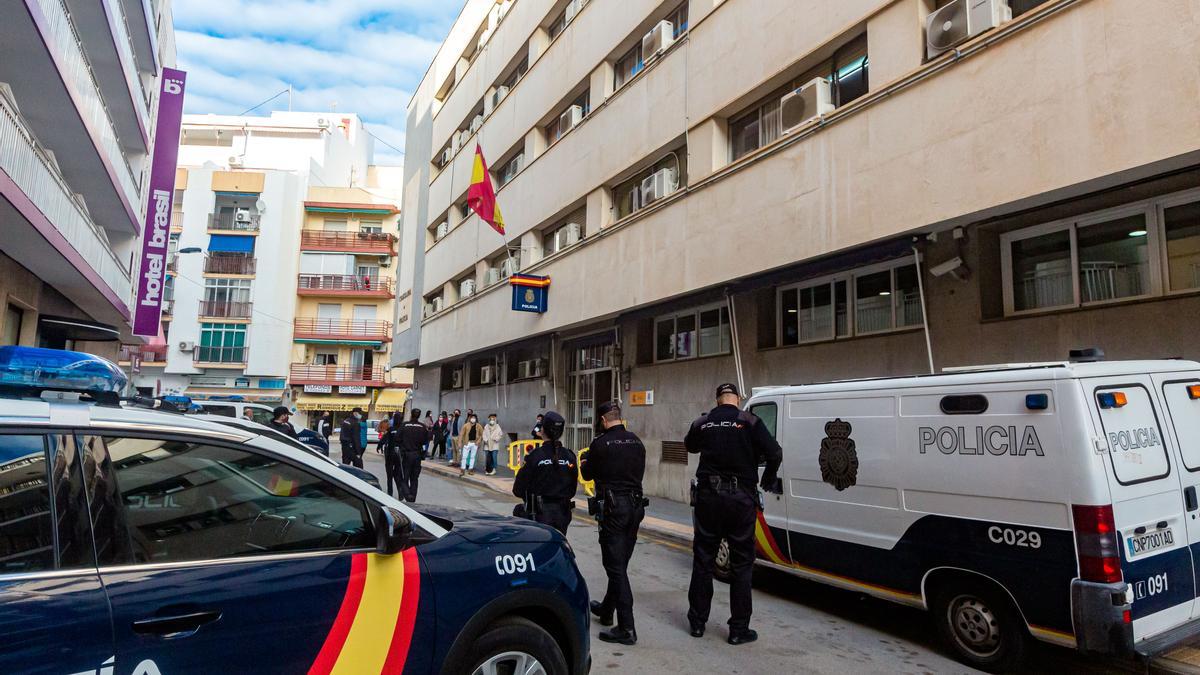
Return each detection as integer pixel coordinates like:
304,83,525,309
741,354,1200,671
0,347,590,675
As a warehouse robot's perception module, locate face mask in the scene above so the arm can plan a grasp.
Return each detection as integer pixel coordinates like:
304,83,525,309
489,419,496,425
469,417,477,424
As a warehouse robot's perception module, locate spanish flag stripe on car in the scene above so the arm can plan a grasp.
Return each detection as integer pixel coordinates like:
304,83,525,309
309,550,421,674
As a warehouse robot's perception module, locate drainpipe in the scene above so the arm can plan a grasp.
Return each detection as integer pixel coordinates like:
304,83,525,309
913,244,935,375
726,291,746,397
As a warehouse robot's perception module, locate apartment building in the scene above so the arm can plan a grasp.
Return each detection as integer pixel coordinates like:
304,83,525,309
0,0,177,355
125,112,409,423
397,0,1200,502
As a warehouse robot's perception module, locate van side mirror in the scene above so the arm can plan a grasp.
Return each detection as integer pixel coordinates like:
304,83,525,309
376,505,413,554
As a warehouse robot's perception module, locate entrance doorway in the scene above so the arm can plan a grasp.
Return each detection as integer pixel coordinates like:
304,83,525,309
565,340,615,451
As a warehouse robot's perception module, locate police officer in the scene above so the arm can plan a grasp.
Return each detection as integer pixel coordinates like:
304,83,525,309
380,411,403,498
512,411,577,535
393,408,431,502
685,383,782,645
579,401,645,646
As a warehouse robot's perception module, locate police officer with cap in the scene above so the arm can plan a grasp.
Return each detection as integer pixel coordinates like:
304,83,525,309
392,408,431,502
580,400,646,646
512,411,577,535
685,383,782,645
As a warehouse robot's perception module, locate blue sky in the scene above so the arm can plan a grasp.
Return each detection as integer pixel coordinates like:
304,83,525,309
173,0,464,166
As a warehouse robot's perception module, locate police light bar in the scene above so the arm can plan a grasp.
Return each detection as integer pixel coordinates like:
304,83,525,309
0,346,127,394
1097,392,1127,409
1025,393,1049,410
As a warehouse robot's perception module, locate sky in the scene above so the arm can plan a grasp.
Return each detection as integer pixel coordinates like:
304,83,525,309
173,0,465,167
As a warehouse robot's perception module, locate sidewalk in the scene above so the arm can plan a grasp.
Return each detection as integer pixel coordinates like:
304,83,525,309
420,456,696,546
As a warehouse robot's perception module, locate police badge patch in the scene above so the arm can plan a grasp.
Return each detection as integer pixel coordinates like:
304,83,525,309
819,418,858,491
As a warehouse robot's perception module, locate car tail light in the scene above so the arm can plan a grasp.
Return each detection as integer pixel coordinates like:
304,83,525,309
1073,504,1123,584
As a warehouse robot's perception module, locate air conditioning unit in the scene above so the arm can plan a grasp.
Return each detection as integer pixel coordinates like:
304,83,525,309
492,86,510,109
926,0,1011,59
564,222,583,246
161,300,172,315
503,153,524,183
460,278,476,298
558,105,583,135
451,369,463,389
641,167,679,205
470,115,484,133
235,208,251,222
316,118,330,129
780,77,835,132
432,296,444,312
564,0,582,23
480,365,494,385
497,0,512,20
440,148,453,166
641,20,675,63
423,302,435,318
484,267,502,286
228,155,243,168
178,341,194,352
517,360,534,379
436,221,450,239
501,255,520,278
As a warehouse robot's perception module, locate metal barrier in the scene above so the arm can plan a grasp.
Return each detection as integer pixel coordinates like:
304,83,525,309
506,439,595,497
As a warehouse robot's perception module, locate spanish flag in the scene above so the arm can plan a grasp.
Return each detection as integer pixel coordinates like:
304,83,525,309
467,144,506,236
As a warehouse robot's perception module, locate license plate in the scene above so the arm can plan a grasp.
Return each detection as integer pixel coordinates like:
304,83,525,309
1127,527,1175,558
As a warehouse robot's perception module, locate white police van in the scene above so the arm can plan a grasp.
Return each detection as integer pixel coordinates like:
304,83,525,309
743,354,1200,671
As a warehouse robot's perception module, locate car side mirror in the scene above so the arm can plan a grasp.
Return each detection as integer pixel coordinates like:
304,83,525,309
376,504,413,554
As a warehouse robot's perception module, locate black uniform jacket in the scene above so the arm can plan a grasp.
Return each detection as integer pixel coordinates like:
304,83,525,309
580,424,645,494
684,404,783,489
513,443,578,502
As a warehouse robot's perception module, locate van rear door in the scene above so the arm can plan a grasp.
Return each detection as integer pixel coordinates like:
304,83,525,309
1086,377,1194,641
1154,375,1200,621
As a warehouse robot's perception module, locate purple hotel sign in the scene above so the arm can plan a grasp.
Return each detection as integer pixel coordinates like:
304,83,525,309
133,67,187,337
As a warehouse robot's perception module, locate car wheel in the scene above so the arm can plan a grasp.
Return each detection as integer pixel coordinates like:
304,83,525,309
932,583,1027,673
713,537,732,583
467,617,568,675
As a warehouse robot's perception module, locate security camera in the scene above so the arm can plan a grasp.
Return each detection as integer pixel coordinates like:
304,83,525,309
930,256,968,280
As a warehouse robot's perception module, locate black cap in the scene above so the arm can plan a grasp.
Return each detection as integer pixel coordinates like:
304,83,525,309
715,383,740,399
597,400,620,418
272,406,290,418
542,411,566,441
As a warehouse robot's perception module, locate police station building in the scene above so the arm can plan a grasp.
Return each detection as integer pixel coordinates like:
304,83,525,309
394,0,1200,502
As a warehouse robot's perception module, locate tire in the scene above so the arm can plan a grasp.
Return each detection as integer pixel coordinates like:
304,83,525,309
713,537,733,583
465,616,569,675
932,582,1027,673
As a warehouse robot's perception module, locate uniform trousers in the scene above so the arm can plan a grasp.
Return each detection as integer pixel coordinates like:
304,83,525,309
687,485,757,631
597,493,645,630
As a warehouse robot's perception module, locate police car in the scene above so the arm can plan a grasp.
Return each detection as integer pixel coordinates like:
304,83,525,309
0,347,589,674
736,353,1200,671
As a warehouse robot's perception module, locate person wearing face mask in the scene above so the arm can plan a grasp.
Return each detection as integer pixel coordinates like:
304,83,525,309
392,408,431,502
482,413,505,476
339,407,365,468
447,409,462,466
432,412,450,460
458,413,484,477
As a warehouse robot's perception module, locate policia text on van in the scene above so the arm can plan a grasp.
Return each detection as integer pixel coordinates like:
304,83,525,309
740,356,1200,672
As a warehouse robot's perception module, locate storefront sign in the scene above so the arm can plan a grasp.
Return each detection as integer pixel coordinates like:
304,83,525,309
133,68,187,337
510,274,550,314
191,376,228,387
630,390,654,406
234,377,250,388
304,384,333,394
339,385,367,395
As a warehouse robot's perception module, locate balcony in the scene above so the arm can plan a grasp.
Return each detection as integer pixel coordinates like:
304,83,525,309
2,0,143,233
62,0,149,152
198,300,252,320
297,274,394,298
204,255,256,275
290,364,386,387
294,318,392,343
118,344,168,364
208,212,261,233
117,0,158,77
301,230,396,255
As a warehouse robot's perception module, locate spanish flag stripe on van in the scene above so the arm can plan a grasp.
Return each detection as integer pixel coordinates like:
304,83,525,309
754,512,789,565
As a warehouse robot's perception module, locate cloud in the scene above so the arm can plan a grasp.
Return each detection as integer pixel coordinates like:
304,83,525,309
173,0,460,166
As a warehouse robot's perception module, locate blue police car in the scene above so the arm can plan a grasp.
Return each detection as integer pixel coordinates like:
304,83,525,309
0,347,590,674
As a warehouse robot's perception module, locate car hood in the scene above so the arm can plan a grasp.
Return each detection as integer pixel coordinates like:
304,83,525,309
415,505,560,544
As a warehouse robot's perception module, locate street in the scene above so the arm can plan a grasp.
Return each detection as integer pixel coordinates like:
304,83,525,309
360,453,1129,675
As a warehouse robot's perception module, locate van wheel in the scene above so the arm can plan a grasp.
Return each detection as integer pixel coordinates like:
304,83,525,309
714,538,732,582
467,617,568,675
932,584,1026,673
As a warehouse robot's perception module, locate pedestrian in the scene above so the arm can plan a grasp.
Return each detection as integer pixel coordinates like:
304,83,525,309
483,413,505,475
432,412,449,459
512,411,577,535
268,406,299,439
393,408,431,502
376,414,391,455
459,413,484,476
423,410,435,456
381,411,403,498
317,411,333,442
359,411,369,455
684,383,782,645
339,407,365,468
580,401,646,646
531,413,544,439
447,409,462,466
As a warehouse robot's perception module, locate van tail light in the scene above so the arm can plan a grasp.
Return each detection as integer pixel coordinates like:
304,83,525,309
1073,504,1123,584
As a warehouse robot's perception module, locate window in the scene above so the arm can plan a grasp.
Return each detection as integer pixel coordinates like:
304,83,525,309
314,350,338,366
3,305,23,346
498,151,525,186
655,305,730,362
549,0,587,40
549,90,591,142
543,208,587,256
0,435,53,573
1011,0,1052,16
613,149,686,219
615,44,644,90
198,323,247,363
104,437,372,563
203,405,237,417
666,3,689,38
249,407,274,426
832,35,869,106
749,403,778,438
1008,228,1072,311
1163,199,1200,292
777,261,920,344
360,220,383,234
204,278,251,304
323,219,348,232
1076,213,1150,303
730,97,782,161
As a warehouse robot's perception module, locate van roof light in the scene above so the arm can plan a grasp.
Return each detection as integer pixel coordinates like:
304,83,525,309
1188,384,1200,400
1069,347,1105,363
0,346,126,395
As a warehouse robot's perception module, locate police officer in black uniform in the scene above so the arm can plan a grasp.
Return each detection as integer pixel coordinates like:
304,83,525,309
393,408,431,502
580,401,646,646
685,383,782,645
381,411,403,498
512,411,577,535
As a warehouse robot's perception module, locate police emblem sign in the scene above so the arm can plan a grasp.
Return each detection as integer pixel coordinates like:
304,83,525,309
819,418,859,491
510,274,550,313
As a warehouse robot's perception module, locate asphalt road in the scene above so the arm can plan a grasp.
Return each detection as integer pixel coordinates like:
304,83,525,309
361,453,1132,674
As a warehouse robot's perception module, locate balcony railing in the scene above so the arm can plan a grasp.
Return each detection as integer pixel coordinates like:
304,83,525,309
300,230,396,254
208,213,261,232
119,345,168,363
297,274,394,297
294,318,392,342
204,256,256,275
196,346,246,364
0,90,130,302
198,300,252,319
31,0,141,212
290,364,386,385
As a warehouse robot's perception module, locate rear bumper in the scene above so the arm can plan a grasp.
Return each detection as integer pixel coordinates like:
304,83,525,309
1072,579,1134,656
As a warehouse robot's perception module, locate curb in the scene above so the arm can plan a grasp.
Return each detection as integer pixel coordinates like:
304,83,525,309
421,459,695,548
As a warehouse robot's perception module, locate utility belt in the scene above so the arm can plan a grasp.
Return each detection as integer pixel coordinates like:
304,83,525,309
690,475,763,509
588,489,649,521
522,494,575,518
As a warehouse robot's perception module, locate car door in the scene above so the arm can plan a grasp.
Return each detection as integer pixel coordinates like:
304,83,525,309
1153,372,1200,620
0,432,113,675
88,432,427,673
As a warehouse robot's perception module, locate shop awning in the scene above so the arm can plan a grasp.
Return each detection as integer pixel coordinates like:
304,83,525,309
374,388,408,410
209,234,255,253
295,394,371,412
